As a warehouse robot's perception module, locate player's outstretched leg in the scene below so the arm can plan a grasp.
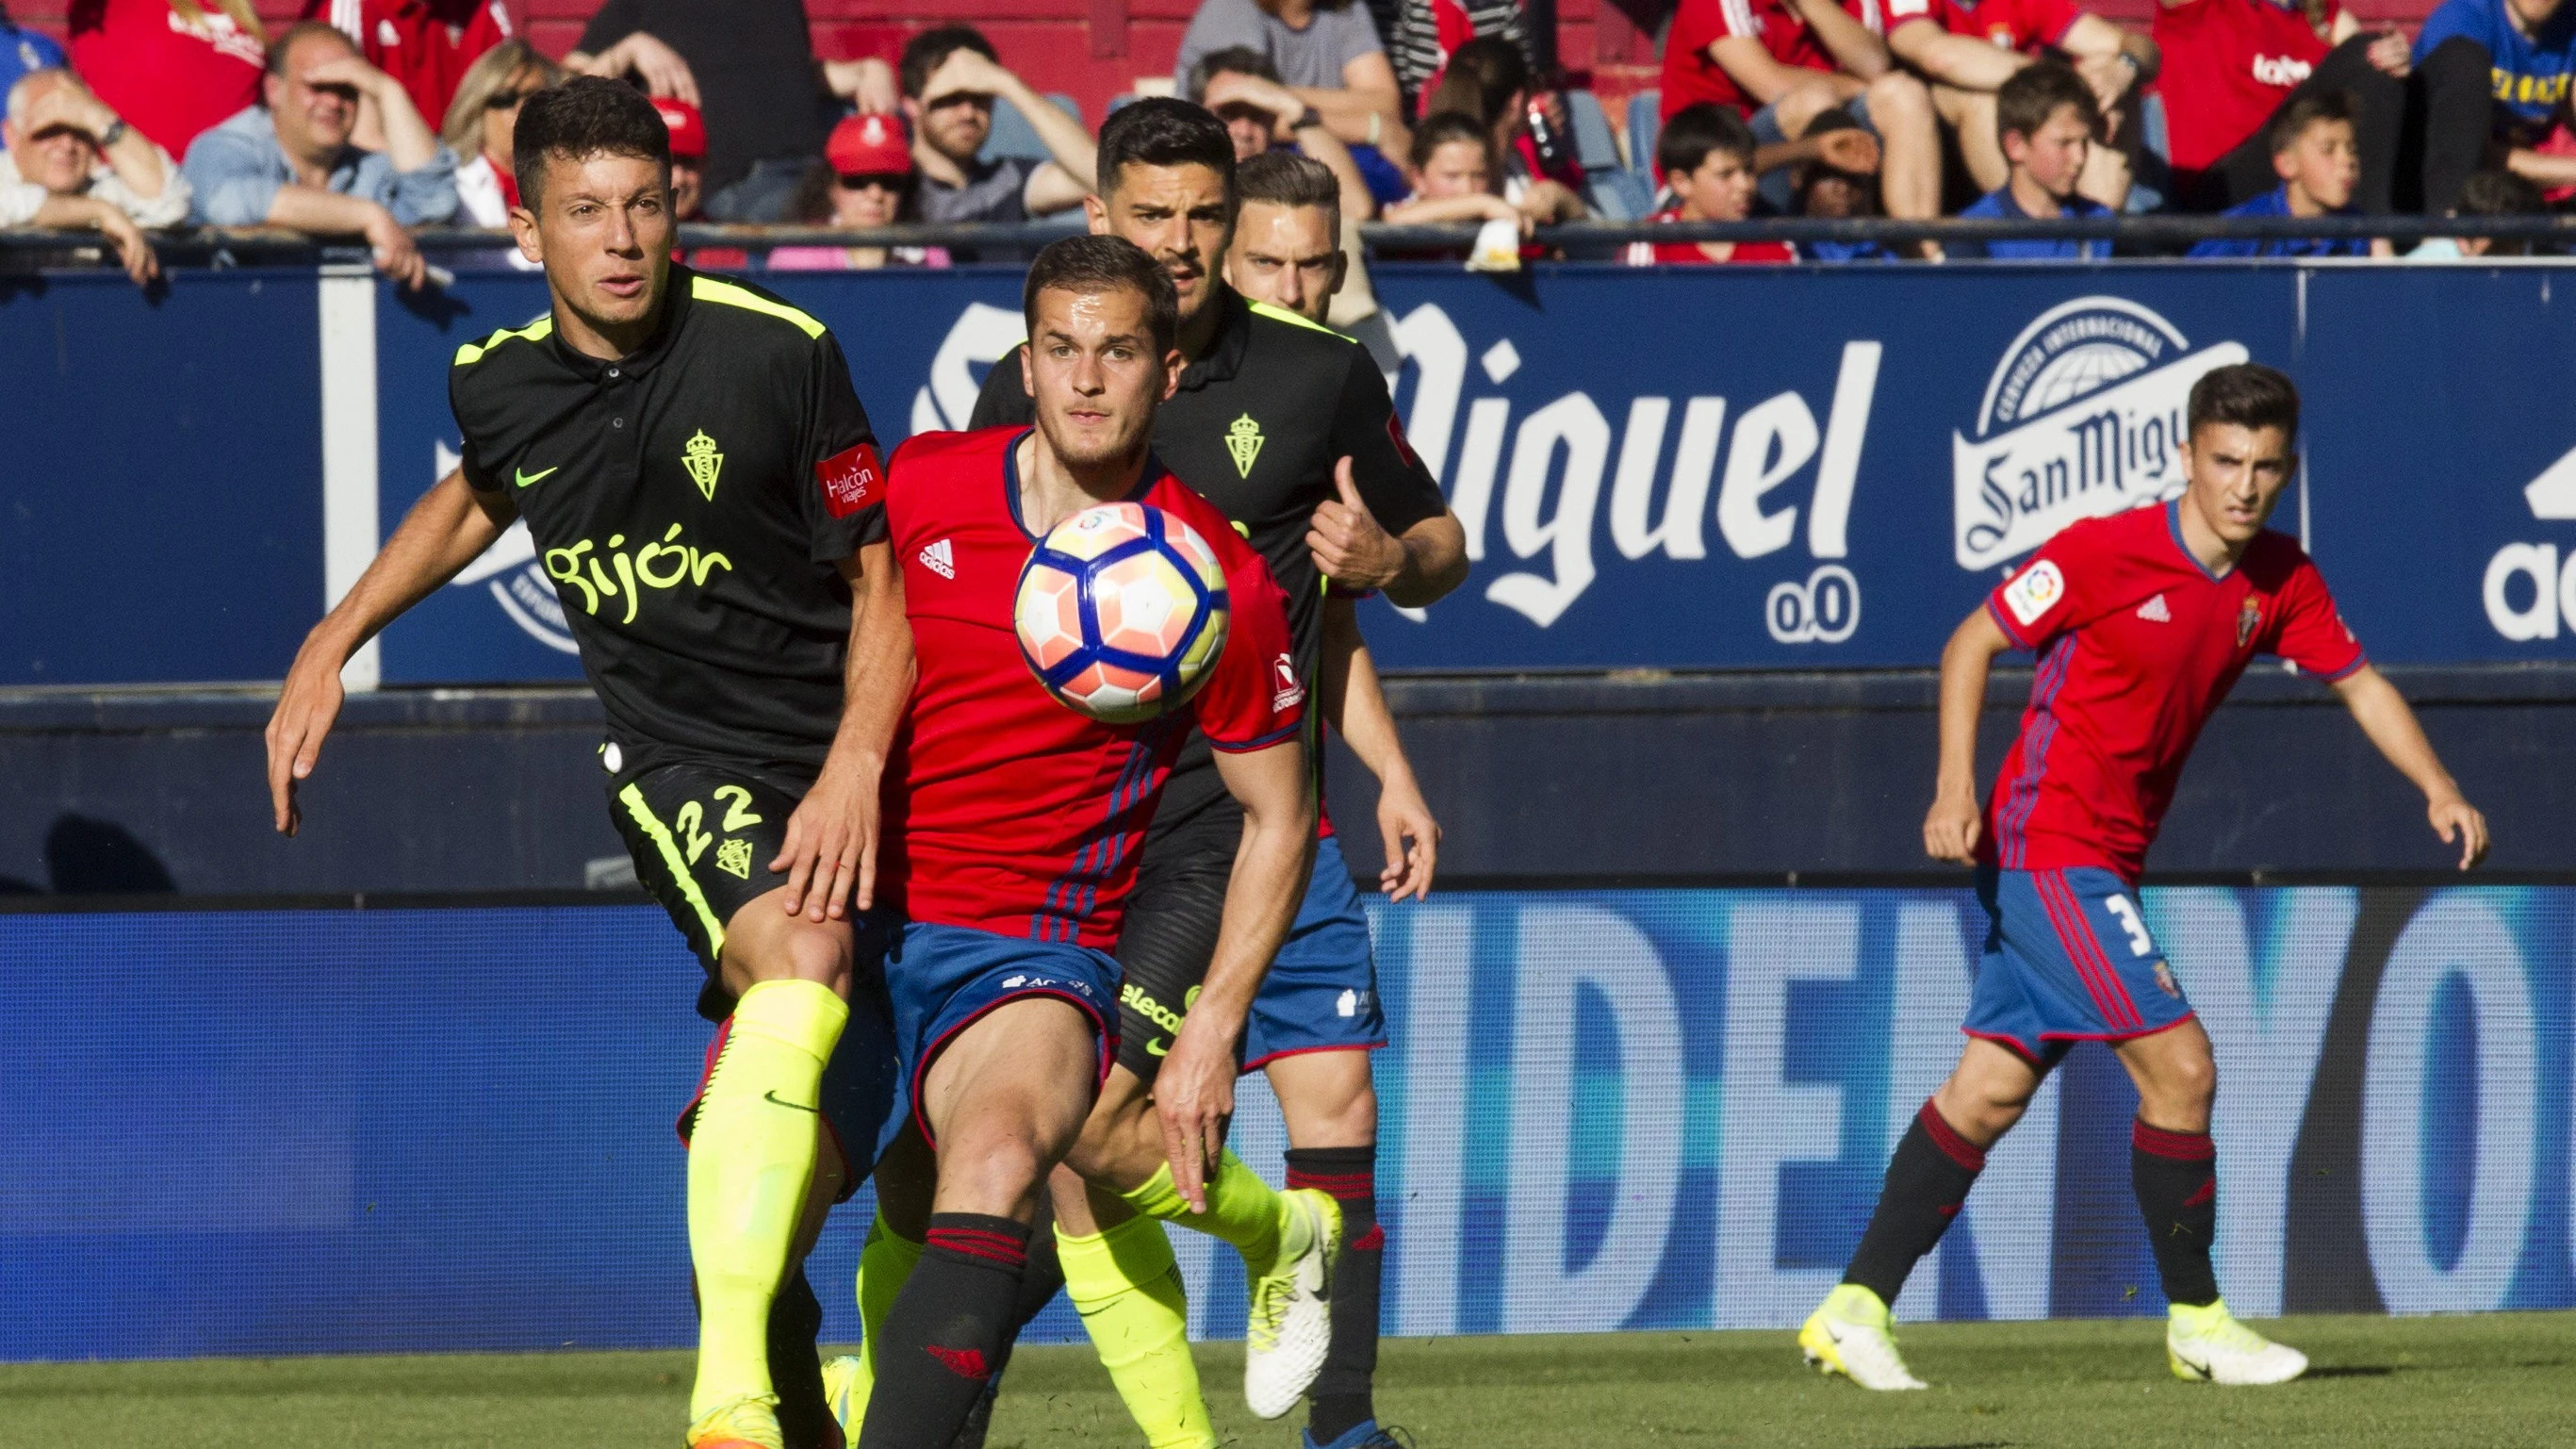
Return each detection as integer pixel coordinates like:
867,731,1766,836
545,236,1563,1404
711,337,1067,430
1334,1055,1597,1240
858,990,1099,1449
2116,1021,2306,1386
1805,1039,2042,1391
688,932,853,1449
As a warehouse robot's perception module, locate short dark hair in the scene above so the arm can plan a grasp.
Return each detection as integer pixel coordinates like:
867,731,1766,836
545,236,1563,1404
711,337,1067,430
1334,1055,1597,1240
1422,34,1528,131
2188,363,2300,442
1238,150,1339,215
1024,234,1180,354
1190,44,1280,98
265,20,355,77
1995,60,2098,149
1658,103,1756,178
900,25,998,100
1096,98,1237,211
1408,109,1491,171
2270,89,2354,155
513,76,670,211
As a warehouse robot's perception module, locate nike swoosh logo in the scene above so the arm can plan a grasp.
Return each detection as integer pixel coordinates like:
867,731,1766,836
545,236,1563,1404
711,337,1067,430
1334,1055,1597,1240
515,465,560,488
2174,1352,2210,1377
763,1091,819,1113
1147,1038,1171,1057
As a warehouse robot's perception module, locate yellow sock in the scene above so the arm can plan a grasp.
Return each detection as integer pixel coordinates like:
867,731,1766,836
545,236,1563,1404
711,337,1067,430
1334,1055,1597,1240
1121,1152,1283,1267
1059,1217,1215,1449
687,979,847,1421
845,1207,924,1415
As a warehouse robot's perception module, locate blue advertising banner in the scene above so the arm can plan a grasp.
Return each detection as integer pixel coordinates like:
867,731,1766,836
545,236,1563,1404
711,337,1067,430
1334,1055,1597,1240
5,885,2570,1360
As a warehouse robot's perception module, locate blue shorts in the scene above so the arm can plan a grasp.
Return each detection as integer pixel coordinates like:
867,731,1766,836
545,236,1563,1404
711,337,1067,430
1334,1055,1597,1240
1963,865,2195,1070
885,921,1120,1148
1243,833,1387,1070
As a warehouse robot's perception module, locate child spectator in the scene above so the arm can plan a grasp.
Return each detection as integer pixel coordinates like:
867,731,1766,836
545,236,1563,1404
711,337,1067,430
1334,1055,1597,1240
0,67,182,284
439,40,558,227
2188,90,2371,255
1949,61,2110,257
1380,107,1525,229
1624,103,1795,264
1420,37,1584,220
2413,0,2576,208
1882,0,2153,208
2413,165,2549,255
1791,107,1898,259
1657,0,1944,224
767,112,949,271
68,0,268,157
898,25,1095,225
304,0,512,136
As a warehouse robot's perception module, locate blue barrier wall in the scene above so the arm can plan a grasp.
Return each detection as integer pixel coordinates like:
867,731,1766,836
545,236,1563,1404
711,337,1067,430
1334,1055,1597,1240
10,264,2576,686
7,886,2570,1360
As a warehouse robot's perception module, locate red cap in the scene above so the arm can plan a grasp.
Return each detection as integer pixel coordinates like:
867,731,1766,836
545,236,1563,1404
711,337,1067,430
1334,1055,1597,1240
827,112,912,177
651,97,707,161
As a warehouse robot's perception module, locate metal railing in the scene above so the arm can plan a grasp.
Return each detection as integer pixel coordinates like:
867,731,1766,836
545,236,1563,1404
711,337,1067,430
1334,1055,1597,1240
5,210,2576,271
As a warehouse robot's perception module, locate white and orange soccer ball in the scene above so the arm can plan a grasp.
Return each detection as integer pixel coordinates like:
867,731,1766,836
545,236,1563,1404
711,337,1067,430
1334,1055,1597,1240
1014,502,1231,723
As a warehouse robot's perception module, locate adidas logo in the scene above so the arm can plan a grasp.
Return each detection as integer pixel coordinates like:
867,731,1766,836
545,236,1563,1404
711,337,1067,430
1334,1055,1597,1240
2136,593,2172,622
919,538,955,579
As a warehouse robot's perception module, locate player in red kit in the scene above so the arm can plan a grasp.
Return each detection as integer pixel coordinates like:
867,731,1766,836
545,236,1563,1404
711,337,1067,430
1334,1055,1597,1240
832,234,1317,1449
1801,364,2490,1391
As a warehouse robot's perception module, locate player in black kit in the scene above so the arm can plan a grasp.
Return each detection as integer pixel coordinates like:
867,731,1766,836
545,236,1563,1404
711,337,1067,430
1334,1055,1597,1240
264,79,898,1449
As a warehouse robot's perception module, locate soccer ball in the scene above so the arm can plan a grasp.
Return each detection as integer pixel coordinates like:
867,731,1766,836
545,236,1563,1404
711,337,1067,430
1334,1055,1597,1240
1014,502,1231,724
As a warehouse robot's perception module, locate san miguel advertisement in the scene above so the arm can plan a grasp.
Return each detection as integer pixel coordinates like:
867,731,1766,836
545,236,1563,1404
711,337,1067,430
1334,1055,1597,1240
360,264,2576,683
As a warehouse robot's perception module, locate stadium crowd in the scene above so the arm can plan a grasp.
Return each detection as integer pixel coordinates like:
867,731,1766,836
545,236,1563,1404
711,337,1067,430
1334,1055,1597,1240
0,0,2565,279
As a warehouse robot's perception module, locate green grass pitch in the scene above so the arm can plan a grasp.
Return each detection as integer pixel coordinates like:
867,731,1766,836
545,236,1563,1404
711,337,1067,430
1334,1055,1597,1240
4,1313,2572,1448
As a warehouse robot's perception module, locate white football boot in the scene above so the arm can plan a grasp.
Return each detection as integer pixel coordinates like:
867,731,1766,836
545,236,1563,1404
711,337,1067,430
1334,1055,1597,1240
1798,1284,1929,1391
1244,1187,1342,1418
2167,1299,2309,1385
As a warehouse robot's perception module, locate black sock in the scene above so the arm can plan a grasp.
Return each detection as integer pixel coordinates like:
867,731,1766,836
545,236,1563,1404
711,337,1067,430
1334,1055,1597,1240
768,1265,835,1449
856,1213,1029,1449
1288,1144,1381,1443
2132,1119,2219,1308
1842,1100,1985,1309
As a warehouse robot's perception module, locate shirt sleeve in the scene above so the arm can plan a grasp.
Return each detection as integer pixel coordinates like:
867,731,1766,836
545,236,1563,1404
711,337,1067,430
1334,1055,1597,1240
181,117,284,225
1668,0,1742,55
1330,3,1386,66
371,143,459,226
2269,556,2369,681
800,329,890,563
1983,526,2104,650
1884,0,1950,30
966,344,1037,430
447,369,503,494
577,0,646,56
1331,347,1449,539
1192,536,1306,752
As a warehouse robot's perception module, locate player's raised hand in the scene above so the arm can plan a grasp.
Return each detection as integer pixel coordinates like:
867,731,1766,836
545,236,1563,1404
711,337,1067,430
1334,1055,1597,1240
2429,794,2490,870
773,762,879,923
264,634,353,837
1923,788,1983,865
1154,1023,1236,1211
1308,457,1408,593
1377,771,1440,902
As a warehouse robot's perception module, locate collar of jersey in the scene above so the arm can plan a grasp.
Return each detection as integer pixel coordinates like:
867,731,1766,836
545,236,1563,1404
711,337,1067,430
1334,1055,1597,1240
2164,499,2235,583
1174,286,1254,392
548,263,693,382
1001,427,1171,542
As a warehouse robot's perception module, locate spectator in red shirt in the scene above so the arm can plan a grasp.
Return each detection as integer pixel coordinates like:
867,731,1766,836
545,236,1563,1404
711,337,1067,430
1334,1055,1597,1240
1381,107,1548,229
1625,103,1796,263
1658,0,1944,225
304,0,510,138
437,38,557,227
1881,0,2154,206
2153,0,2424,210
67,0,267,157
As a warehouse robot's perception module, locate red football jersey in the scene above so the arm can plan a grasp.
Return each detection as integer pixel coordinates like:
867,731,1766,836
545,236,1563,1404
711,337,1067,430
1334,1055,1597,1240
308,0,514,137
1623,205,1797,264
1886,0,2079,51
1980,501,2366,881
2154,0,2342,175
1662,0,1889,117
69,0,265,157
878,427,1304,947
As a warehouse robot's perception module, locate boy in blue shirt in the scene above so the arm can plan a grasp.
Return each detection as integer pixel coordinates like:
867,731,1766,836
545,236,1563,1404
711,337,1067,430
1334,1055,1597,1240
1950,62,2110,260
2417,0,2576,204
2190,92,2375,258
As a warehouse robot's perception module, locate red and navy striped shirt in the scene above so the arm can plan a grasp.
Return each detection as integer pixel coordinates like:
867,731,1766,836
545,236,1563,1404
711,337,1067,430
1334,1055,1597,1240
1980,501,2366,881
878,426,1303,947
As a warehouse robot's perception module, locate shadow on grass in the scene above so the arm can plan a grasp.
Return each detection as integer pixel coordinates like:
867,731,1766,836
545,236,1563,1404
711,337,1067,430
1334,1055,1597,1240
2302,1366,2396,1379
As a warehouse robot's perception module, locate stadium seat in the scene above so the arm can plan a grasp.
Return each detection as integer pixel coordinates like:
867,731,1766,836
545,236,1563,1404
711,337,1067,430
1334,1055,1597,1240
981,92,1084,166
1626,91,1663,203
1567,89,1655,220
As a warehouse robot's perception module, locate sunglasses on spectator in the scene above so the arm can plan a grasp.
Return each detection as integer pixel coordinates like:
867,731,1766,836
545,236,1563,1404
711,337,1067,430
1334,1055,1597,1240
836,173,909,191
484,88,540,110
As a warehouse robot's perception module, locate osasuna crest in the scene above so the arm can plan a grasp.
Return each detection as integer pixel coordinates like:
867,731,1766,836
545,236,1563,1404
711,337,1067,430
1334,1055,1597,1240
1225,413,1265,478
683,429,725,501
1953,298,2247,570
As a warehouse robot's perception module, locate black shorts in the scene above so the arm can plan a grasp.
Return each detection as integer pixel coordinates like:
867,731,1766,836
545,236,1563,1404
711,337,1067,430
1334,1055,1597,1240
1113,799,1243,1082
604,746,813,1021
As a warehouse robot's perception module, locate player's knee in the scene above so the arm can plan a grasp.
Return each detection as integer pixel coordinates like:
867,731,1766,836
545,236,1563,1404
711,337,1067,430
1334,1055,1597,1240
934,1128,1049,1219
777,923,854,994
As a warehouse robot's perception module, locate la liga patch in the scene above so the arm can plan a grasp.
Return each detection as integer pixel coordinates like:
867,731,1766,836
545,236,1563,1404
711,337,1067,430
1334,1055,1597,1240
816,441,883,519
